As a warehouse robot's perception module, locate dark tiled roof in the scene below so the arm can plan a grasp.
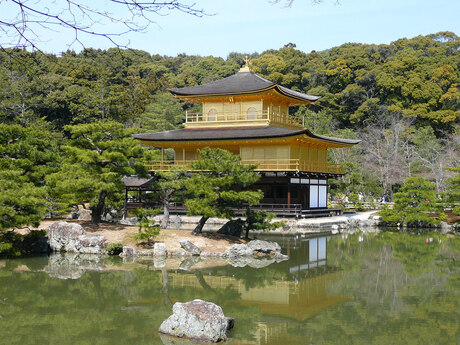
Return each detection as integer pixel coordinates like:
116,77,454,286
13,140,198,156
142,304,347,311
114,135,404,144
168,71,320,102
133,126,360,146
121,176,154,187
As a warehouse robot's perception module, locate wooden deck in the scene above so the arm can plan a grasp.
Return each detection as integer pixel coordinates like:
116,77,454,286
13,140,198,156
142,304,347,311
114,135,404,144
125,201,341,218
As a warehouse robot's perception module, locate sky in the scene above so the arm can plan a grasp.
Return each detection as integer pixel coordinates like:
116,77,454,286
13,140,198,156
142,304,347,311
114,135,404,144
8,0,460,57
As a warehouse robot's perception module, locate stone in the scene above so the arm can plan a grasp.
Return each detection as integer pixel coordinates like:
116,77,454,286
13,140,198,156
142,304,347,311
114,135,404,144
77,234,108,254
331,224,339,230
47,221,109,254
179,240,202,256
440,221,452,234
121,246,136,257
102,209,118,223
273,252,289,262
77,209,92,221
48,221,85,253
137,249,154,256
158,299,232,342
223,243,253,258
200,251,223,258
154,242,167,257
119,217,139,226
217,219,244,237
247,240,281,254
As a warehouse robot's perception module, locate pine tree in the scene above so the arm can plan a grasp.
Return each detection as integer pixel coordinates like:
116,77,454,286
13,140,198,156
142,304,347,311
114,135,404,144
50,120,150,223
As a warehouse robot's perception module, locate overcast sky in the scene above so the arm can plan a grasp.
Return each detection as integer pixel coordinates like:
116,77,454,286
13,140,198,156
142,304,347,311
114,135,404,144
25,0,460,57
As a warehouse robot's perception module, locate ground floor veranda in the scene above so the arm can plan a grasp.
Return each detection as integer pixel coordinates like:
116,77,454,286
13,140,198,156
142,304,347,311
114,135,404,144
123,171,342,218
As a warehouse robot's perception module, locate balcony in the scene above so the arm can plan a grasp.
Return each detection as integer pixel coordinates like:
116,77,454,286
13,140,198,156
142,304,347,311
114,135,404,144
144,159,343,174
185,110,304,128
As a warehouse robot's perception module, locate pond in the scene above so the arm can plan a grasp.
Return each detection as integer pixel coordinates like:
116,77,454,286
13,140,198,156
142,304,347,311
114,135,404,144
0,230,459,344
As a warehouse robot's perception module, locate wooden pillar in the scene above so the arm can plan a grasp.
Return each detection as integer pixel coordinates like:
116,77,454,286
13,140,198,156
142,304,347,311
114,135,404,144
139,188,142,203
287,183,291,208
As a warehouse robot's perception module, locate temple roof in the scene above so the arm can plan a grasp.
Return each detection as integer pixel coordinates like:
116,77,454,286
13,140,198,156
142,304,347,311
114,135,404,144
168,71,321,103
121,176,154,188
134,126,360,146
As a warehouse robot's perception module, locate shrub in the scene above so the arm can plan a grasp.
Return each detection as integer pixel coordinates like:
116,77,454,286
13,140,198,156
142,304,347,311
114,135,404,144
134,208,161,245
106,243,123,256
438,212,448,222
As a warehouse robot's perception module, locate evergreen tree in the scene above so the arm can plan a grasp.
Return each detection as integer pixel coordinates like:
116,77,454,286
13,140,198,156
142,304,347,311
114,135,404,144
0,122,62,231
49,120,149,223
380,176,440,227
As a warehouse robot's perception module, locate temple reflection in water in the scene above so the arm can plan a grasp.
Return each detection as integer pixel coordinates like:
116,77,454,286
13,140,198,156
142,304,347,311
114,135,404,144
161,235,347,345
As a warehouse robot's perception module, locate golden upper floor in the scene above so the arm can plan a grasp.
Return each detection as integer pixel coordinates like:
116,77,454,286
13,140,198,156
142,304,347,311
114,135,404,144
168,68,320,129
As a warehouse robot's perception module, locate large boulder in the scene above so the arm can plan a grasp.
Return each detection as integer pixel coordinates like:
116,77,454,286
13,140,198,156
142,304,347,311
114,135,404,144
159,299,233,342
223,243,253,258
77,209,92,221
247,240,281,254
48,221,85,252
154,242,167,257
47,221,108,254
179,240,202,256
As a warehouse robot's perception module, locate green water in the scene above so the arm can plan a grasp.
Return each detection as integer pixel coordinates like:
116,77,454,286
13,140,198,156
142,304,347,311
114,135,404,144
0,231,459,345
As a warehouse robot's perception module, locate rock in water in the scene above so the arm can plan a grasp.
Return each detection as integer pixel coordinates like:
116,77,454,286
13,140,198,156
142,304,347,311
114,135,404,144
159,299,232,342
47,221,108,254
223,243,253,258
247,240,281,254
179,240,202,256
48,221,85,252
153,242,167,257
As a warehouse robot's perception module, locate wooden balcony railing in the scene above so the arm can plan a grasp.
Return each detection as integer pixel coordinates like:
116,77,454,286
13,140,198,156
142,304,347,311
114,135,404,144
144,159,343,174
185,110,304,128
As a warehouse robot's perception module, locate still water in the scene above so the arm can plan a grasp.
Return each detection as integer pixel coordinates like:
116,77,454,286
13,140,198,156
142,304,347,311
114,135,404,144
0,231,459,345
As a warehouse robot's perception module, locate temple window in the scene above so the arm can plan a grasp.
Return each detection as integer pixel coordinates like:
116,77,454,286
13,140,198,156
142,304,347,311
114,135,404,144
247,107,257,120
208,108,217,121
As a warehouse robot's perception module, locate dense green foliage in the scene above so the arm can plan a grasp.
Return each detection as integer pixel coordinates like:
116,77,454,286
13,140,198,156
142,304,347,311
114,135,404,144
0,122,62,231
380,176,441,227
241,209,285,239
0,32,458,233
134,208,161,245
48,121,150,223
105,243,123,256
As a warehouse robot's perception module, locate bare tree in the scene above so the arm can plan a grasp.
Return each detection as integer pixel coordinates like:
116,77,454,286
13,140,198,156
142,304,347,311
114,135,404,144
412,129,460,192
271,0,339,6
0,0,207,50
360,112,414,198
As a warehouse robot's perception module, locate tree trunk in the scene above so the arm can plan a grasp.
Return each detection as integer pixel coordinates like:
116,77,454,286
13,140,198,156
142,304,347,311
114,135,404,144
91,190,107,223
161,190,171,229
192,216,209,235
